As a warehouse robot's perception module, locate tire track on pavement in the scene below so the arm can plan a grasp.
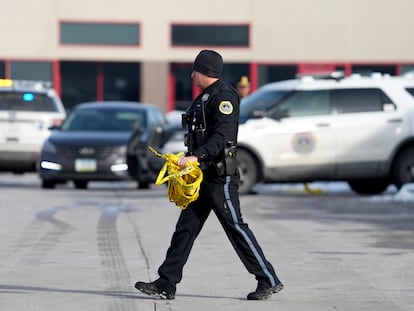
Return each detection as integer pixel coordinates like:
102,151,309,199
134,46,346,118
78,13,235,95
97,204,138,311
1,205,74,311
4,206,74,270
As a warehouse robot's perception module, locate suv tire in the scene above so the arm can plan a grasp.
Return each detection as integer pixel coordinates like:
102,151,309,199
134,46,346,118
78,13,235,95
238,149,258,195
392,147,414,189
348,179,389,195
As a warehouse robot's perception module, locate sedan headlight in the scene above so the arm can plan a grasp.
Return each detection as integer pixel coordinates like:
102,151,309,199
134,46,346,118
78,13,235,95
111,145,128,173
40,161,62,171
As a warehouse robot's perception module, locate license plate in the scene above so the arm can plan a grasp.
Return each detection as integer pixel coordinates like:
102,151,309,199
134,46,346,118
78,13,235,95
75,159,97,172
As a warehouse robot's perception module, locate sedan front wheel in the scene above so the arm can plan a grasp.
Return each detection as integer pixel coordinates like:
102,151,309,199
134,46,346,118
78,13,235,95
74,180,88,189
41,180,56,189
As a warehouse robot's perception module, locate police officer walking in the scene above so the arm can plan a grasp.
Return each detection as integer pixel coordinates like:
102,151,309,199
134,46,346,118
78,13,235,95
135,50,284,300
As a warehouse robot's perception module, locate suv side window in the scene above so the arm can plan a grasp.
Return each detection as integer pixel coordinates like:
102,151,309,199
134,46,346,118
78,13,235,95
275,90,331,118
332,88,394,113
405,88,414,97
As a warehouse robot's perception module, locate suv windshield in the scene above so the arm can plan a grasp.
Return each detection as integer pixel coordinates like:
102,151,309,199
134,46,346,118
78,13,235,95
0,91,57,112
240,89,291,122
61,108,146,132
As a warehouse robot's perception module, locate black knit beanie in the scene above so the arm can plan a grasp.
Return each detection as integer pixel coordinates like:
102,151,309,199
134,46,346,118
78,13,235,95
192,50,223,78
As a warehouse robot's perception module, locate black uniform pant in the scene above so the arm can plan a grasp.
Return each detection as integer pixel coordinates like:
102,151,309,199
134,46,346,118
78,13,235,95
157,173,281,291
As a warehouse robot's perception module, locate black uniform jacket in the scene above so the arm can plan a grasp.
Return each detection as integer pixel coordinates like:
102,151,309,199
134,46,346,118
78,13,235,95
190,79,240,165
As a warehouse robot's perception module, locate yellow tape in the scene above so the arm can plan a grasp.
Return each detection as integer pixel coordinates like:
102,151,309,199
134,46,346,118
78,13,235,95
149,146,203,210
303,183,324,195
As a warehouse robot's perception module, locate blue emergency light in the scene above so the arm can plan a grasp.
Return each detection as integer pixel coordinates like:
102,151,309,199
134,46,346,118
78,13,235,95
23,93,35,101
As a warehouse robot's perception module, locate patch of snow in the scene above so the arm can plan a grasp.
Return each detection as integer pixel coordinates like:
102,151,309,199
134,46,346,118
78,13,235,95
369,183,414,203
254,182,414,204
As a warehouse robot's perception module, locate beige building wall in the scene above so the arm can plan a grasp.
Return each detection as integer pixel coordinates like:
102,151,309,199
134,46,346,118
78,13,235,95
140,62,169,110
1,0,414,63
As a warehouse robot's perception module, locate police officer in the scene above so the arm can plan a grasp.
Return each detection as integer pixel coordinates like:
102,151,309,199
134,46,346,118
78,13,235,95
236,75,251,98
135,50,284,300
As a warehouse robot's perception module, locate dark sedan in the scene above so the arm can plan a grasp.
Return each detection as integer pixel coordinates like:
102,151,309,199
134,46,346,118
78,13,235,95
38,101,168,189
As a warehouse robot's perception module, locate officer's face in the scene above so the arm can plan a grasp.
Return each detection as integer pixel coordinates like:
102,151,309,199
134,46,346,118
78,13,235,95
192,71,218,90
191,71,203,88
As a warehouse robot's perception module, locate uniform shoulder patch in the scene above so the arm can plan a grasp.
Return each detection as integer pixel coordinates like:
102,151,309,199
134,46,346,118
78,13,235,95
218,100,233,115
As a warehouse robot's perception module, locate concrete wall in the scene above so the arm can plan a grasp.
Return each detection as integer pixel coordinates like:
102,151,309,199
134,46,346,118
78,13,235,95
141,62,169,110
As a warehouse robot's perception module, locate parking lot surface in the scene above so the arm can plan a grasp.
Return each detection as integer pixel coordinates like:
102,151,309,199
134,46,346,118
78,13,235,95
0,173,413,311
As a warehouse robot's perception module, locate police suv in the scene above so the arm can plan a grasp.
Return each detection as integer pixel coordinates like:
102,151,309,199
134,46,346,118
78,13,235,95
0,79,66,173
237,72,414,195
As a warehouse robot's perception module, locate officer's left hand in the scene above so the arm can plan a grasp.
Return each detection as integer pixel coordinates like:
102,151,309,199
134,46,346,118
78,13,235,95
178,156,198,167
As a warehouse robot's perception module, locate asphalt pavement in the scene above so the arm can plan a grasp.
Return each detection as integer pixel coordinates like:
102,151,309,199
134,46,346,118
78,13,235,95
0,173,413,311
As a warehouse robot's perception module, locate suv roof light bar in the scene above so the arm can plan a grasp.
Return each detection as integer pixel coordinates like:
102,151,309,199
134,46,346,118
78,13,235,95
0,79,52,90
296,70,345,81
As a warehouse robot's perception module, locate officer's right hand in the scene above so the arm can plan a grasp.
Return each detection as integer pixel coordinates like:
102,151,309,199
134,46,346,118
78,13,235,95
178,156,198,167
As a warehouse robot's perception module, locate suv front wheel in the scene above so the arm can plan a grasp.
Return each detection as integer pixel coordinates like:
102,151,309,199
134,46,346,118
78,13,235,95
348,179,389,195
392,147,414,189
238,149,258,195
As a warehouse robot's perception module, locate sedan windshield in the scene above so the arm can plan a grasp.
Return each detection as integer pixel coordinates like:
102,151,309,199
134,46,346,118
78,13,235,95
60,108,146,132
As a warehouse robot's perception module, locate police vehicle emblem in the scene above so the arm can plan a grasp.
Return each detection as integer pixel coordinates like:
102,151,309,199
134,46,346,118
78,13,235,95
219,101,233,115
292,132,316,153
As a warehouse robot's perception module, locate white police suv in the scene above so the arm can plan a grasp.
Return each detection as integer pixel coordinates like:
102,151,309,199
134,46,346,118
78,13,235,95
0,79,66,173
237,72,414,195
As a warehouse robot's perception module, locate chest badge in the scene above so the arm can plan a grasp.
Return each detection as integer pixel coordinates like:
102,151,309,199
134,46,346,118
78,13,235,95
202,93,210,102
219,101,233,115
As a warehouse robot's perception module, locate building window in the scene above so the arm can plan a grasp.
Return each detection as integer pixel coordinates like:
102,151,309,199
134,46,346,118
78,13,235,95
61,62,97,110
351,65,396,76
103,63,140,101
60,22,140,46
222,63,250,88
172,64,193,111
172,24,249,47
258,65,298,86
401,65,414,75
60,61,140,111
10,61,53,81
0,61,5,78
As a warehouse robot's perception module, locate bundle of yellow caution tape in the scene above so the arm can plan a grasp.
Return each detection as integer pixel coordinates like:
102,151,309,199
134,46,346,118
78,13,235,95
149,146,203,210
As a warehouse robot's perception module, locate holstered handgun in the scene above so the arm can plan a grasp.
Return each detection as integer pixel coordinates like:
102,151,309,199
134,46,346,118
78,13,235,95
215,143,237,176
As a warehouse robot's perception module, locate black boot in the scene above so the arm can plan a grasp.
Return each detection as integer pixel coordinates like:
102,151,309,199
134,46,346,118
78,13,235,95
134,280,175,300
247,282,284,300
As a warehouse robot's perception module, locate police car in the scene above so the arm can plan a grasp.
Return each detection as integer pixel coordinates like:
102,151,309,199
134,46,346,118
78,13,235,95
0,79,66,173
237,72,414,195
